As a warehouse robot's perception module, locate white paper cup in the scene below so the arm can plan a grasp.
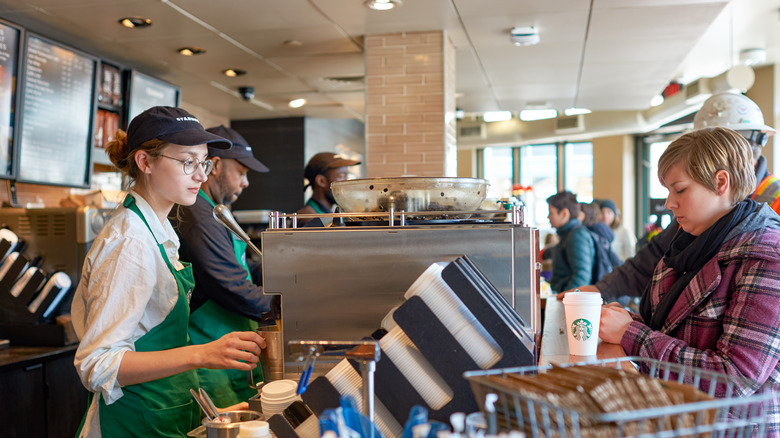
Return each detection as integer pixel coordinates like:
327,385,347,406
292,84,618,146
562,291,602,356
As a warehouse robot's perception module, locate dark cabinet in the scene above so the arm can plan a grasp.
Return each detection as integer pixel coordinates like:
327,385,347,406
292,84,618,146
0,346,88,438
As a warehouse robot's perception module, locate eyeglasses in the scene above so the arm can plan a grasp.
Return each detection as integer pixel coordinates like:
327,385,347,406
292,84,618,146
160,154,213,175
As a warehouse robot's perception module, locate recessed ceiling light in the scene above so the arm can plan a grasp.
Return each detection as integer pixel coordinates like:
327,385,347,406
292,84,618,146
483,111,513,122
519,109,557,121
222,69,246,77
364,0,402,11
289,98,306,108
284,40,303,47
118,17,152,28
178,47,206,56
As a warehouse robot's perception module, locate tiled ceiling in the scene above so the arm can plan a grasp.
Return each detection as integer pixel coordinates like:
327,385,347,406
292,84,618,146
0,0,773,122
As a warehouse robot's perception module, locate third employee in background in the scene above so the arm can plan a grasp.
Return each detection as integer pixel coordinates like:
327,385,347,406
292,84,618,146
175,125,278,406
297,152,361,226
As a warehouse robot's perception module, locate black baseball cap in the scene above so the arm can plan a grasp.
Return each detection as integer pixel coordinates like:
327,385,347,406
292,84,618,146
205,125,269,173
304,152,361,187
126,106,232,151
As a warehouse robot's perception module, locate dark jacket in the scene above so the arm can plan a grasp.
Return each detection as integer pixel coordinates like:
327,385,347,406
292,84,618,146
174,195,275,321
550,218,595,293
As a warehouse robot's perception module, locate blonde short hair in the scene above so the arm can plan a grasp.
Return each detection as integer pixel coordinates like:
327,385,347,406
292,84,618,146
658,127,755,206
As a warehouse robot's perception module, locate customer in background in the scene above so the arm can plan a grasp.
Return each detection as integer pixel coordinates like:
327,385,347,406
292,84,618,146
546,191,595,293
297,152,360,226
174,125,278,407
581,201,623,285
71,107,267,437
599,127,780,434
598,198,636,261
563,92,780,302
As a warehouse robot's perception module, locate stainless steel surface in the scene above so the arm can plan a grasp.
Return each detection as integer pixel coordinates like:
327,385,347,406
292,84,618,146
0,206,112,291
289,340,380,423
191,388,215,421
332,177,489,219
199,388,220,420
213,204,262,257
199,410,263,438
261,221,539,378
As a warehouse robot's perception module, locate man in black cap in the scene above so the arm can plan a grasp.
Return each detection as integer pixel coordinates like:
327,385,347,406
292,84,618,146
174,125,277,406
297,152,361,226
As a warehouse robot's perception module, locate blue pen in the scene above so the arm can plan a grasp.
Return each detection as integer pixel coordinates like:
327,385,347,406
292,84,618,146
296,348,317,395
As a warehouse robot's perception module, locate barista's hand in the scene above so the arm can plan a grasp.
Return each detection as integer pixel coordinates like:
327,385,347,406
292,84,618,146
557,284,600,300
599,302,632,344
201,331,267,370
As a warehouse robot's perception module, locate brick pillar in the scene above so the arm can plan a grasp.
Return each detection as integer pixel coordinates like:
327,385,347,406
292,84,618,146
365,31,457,177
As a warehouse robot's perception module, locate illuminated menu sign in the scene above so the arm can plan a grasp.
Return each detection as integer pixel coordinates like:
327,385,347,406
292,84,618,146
18,35,96,187
128,70,180,122
0,22,19,179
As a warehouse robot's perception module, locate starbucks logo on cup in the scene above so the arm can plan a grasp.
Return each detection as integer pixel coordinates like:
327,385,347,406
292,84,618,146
571,318,593,341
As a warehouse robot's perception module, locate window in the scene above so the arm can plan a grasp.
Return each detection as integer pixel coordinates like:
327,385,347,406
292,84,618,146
563,142,593,202
482,147,513,199
479,141,594,231
520,144,557,229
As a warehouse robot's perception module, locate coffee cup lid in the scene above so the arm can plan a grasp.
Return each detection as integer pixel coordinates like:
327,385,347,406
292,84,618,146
562,291,602,304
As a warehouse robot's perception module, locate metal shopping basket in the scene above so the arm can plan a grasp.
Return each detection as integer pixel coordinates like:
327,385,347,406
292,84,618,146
463,357,772,438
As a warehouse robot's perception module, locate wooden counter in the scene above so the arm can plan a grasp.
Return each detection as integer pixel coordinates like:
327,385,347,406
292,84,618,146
539,297,627,366
0,343,88,437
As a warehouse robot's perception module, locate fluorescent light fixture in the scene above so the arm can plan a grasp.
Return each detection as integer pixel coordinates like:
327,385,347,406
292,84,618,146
563,107,591,116
289,98,306,108
519,109,557,121
650,94,664,107
483,111,512,122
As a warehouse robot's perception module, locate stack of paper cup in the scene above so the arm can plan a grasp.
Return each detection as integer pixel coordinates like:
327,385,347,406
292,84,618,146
260,379,300,416
562,291,603,356
404,263,503,368
325,359,403,438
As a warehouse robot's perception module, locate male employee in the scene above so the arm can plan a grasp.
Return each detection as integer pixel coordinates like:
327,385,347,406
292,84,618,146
297,152,361,226
567,92,780,302
175,125,277,406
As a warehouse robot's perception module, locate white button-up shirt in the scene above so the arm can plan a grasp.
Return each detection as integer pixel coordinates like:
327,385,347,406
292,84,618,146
72,191,185,437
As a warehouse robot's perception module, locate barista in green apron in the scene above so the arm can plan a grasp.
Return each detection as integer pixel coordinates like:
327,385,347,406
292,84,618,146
296,152,361,226
176,126,276,407
72,107,266,438
188,190,263,406
92,196,201,436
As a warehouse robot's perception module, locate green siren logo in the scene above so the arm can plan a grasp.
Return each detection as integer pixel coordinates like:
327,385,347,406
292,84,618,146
571,318,593,341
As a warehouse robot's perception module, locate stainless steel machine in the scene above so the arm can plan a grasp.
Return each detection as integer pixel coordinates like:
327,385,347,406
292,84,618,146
260,208,541,377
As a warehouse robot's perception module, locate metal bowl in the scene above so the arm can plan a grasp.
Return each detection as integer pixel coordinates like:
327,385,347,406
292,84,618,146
332,177,489,218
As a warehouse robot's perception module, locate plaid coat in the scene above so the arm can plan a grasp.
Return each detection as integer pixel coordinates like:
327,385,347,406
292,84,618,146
621,206,780,436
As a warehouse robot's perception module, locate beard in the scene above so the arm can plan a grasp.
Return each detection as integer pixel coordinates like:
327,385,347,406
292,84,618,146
214,174,239,205
326,189,336,205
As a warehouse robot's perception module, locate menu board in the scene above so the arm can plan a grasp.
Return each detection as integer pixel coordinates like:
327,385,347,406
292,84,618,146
0,21,20,179
127,70,180,122
17,34,96,188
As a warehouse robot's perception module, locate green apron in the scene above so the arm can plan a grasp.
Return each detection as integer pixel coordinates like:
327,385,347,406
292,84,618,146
187,189,261,407
78,195,201,437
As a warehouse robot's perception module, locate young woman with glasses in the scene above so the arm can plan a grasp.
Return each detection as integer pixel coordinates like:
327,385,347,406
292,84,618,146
71,106,267,437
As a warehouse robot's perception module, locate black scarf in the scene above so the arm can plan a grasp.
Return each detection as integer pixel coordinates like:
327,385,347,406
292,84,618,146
639,199,760,330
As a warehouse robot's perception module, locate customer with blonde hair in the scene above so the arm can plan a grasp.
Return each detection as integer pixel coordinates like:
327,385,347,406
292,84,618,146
599,127,780,435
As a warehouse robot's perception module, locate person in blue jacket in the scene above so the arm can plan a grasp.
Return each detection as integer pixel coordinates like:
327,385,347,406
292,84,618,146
174,125,278,407
547,191,595,293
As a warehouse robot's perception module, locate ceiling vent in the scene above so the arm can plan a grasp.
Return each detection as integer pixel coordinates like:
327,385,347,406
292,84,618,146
458,124,486,139
554,114,584,133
